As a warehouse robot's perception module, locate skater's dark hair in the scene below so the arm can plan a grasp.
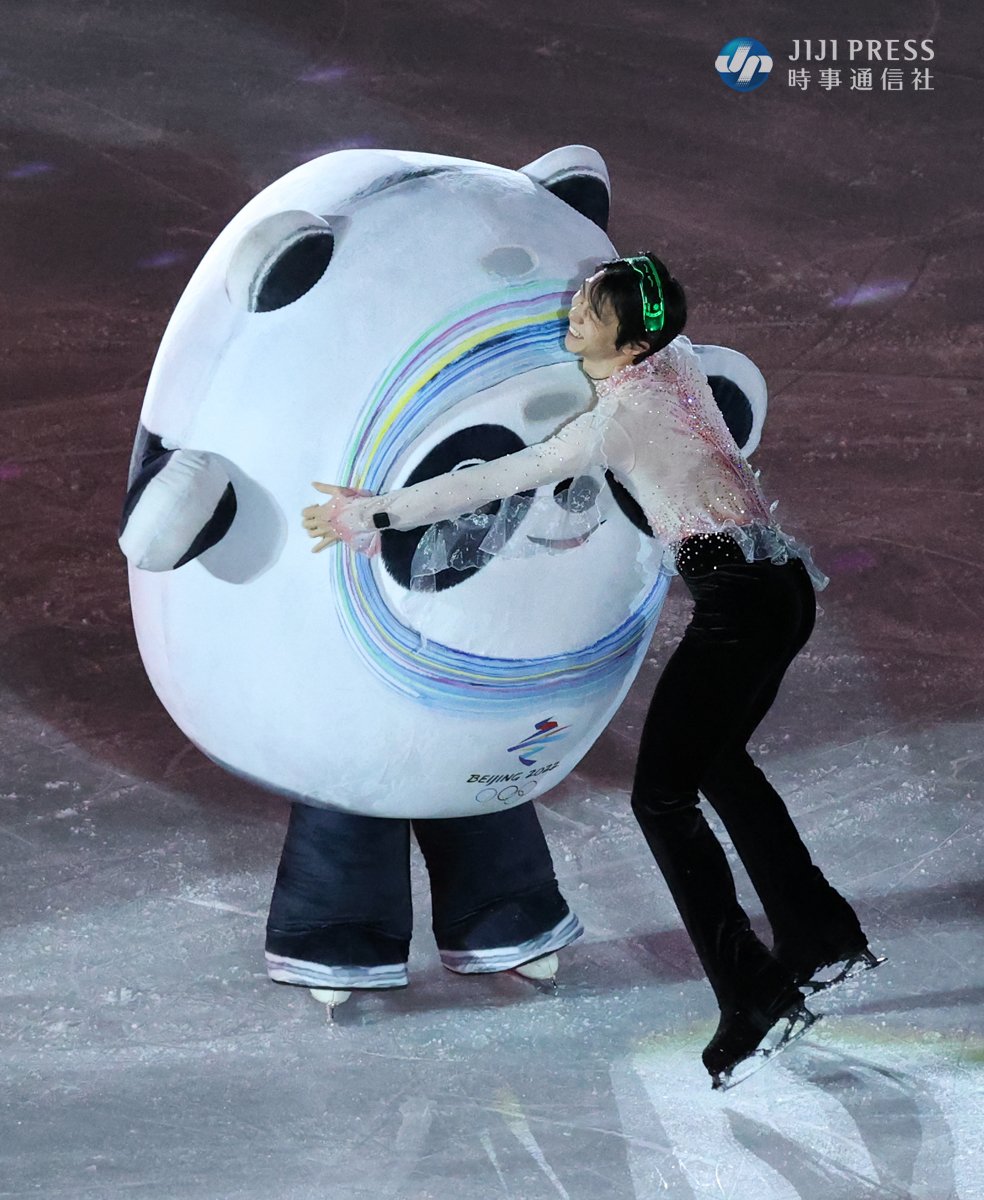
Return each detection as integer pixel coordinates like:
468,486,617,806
589,253,687,361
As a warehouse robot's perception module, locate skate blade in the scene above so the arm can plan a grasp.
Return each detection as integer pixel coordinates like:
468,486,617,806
310,988,352,1022
510,971,559,996
711,1006,821,1092
804,949,886,996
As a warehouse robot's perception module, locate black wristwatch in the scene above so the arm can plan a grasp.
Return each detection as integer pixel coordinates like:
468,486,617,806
372,511,392,530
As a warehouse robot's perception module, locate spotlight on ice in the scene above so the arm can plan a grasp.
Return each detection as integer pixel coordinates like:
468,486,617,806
831,280,911,308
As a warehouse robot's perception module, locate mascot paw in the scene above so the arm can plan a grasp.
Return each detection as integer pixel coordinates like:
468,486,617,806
119,441,237,572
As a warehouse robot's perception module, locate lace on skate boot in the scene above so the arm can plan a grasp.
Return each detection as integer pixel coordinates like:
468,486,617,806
710,1003,821,1092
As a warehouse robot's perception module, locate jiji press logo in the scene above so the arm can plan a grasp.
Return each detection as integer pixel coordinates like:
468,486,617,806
715,38,774,91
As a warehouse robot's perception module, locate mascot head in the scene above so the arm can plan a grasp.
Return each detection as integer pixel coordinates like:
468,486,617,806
120,145,763,817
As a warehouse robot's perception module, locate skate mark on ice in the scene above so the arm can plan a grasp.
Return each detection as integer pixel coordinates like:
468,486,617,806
497,1091,572,1199
537,805,594,834
948,748,984,780
921,551,984,623
382,1095,434,1198
786,1043,958,1199
627,1046,787,1197
844,984,984,1018
479,1130,514,1197
357,1048,447,1065
0,822,46,850
883,820,979,892
622,1035,967,1199
609,1057,694,1198
861,533,984,573
726,1110,910,1199
170,896,264,919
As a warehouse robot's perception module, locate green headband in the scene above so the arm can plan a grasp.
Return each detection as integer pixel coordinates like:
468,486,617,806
622,255,666,334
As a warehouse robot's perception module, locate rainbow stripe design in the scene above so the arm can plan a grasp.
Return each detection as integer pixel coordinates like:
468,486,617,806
508,718,571,766
340,282,573,490
330,282,669,711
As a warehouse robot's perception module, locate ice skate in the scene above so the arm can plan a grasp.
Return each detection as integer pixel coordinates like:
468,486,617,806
798,946,885,996
703,992,820,1092
783,941,886,998
511,952,559,989
310,987,352,1020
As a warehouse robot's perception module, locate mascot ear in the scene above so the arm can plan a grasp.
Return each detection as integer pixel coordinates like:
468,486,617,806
519,145,611,231
691,345,769,457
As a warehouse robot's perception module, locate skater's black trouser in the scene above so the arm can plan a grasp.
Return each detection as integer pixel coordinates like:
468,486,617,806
630,535,864,1014
265,802,580,988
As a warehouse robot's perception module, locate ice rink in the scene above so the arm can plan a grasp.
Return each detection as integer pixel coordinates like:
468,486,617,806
1,2,981,1197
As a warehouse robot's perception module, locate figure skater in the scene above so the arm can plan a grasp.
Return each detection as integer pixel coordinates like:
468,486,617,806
303,254,881,1087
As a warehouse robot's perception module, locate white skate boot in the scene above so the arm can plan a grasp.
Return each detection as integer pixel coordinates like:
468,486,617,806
512,952,559,986
310,987,352,1020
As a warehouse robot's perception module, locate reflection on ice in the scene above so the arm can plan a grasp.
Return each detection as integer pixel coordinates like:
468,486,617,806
831,281,912,307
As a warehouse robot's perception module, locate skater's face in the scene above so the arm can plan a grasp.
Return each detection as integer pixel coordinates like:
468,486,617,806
564,273,622,362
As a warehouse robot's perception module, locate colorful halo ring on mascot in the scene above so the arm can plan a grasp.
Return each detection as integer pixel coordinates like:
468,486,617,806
333,279,668,710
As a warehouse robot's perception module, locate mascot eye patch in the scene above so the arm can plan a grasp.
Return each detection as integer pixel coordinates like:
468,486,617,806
553,475,601,514
605,471,654,538
380,424,535,592
250,229,335,313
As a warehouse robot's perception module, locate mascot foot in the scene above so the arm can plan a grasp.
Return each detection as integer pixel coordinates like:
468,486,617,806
512,952,559,985
310,987,352,1020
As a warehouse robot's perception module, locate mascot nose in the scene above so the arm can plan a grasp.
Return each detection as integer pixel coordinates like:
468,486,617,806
480,245,537,280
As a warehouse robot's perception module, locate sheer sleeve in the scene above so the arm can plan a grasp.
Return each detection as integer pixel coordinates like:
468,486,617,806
340,407,623,535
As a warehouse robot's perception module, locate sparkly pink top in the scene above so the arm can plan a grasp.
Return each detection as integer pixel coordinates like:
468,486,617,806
588,337,773,539
344,336,772,546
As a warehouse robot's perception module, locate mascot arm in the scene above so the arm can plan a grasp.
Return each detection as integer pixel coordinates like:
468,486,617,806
119,429,237,572
331,409,619,537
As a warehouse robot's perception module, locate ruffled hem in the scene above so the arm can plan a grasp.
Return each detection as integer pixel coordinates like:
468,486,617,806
408,495,828,595
408,471,611,590
663,511,829,592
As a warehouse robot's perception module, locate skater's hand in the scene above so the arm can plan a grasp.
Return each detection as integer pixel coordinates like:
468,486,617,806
303,482,380,557
302,482,353,546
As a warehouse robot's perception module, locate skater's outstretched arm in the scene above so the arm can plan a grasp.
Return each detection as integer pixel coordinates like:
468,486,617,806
302,406,633,552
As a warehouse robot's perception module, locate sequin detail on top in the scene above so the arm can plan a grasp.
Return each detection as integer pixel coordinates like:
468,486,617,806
671,520,829,591
595,342,828,589
593,339,772,540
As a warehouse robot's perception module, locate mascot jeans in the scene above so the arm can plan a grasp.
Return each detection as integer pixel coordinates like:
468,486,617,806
630,544,865,1013
265,802,582,990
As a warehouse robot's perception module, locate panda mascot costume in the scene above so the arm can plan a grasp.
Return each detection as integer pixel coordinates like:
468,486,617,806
119,145,767,1013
